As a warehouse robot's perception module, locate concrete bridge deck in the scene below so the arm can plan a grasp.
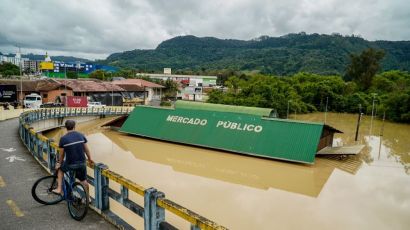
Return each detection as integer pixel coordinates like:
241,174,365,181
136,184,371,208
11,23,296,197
0,118,116,230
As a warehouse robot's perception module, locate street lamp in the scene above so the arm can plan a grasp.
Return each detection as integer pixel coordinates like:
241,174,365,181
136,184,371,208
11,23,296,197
20,58,23,108
15,45,23,108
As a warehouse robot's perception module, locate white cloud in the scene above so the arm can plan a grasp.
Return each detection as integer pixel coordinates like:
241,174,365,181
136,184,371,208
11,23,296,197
0,0,409,60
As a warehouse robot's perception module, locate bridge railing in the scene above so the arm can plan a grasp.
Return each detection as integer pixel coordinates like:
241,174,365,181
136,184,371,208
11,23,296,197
18,107,227,230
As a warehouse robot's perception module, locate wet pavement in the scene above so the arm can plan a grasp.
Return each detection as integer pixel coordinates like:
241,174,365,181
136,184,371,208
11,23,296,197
0,118,116,230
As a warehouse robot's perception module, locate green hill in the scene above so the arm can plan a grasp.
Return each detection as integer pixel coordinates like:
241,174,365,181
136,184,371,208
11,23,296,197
101,33,410,75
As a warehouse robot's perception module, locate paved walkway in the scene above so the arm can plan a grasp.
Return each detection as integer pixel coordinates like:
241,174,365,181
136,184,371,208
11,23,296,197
0,118,116,230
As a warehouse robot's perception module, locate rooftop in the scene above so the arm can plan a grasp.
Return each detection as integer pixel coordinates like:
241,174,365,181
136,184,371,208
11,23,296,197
137,73,217,79
57,79,125,92
112,79,164,88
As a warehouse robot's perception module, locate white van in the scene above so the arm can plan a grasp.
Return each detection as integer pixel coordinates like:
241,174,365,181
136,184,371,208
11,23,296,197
24,93,42,109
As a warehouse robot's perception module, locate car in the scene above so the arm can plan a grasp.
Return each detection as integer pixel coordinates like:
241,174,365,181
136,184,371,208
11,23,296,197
87,101,106,108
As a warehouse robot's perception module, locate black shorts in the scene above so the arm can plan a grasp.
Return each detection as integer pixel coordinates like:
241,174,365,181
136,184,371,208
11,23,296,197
61,162,87,181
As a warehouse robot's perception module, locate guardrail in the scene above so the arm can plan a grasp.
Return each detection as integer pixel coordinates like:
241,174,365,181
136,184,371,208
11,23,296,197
18,107,227,230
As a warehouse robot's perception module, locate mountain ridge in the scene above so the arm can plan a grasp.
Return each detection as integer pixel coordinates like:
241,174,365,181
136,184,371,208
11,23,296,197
101,33,410,75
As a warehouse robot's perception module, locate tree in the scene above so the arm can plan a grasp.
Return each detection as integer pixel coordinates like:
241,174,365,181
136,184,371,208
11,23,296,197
112,69,134,78
89,70,109,80
0,62,20,77
162,79,179,100
345,48,385,90
66,71,78,79
24,67,32,75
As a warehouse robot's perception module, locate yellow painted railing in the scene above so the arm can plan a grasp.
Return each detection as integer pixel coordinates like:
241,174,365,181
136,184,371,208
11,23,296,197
18,107,228,230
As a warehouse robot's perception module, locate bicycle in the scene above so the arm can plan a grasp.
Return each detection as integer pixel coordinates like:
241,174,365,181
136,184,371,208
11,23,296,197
31,168,89,221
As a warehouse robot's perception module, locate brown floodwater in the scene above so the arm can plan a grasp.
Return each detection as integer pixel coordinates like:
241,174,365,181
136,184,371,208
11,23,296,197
44,112,410,230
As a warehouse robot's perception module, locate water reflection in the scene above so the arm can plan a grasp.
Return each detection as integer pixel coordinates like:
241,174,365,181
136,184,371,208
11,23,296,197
43,117,116,140
103,130,335,197
42,113,410,230
297,112,410,172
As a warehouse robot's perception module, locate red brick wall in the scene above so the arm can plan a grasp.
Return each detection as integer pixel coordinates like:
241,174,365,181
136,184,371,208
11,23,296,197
41,89,73,103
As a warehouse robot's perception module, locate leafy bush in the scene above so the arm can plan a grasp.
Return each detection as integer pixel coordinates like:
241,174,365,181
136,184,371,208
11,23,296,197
207,71,410,123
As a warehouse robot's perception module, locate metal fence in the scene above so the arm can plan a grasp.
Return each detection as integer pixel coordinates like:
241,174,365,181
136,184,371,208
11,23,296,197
18,107,227,230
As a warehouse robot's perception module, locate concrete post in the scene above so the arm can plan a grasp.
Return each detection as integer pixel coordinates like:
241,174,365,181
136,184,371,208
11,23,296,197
46,139,53,172
27,128,33,152
36,138,41,159
24,128,28,145
120,185,129,205
94,163,109,211
144,188,165,230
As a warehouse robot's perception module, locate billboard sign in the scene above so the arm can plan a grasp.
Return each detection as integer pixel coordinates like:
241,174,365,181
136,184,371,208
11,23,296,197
66,96,88,107
0,85,17,102
39,62,54,70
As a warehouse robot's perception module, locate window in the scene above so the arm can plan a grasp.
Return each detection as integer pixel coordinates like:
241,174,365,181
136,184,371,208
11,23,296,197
43,94,48,99
61,93,66,96
25,96,37,101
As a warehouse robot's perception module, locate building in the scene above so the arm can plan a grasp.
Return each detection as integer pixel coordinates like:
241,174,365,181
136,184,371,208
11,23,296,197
22,60,40,73
0,79,40,102
0,79,126,106
136,72,217,87
55,79,125,106
120,103,344,164
35,79,74,103
136,68,218,102
112,79,164,104
43,61,118,78
0,51,28,67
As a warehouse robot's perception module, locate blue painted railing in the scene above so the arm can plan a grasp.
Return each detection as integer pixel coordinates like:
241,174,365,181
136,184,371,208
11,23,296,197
18,107,227,230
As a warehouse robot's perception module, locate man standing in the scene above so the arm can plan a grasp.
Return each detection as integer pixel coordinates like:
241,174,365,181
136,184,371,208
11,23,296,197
53,120,93,195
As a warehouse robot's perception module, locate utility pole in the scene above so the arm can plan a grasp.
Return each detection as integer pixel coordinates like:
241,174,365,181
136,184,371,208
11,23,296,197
16,46,23,108
64,63,67,96
355,104,363,142
324,96,328,123
377,111,386,160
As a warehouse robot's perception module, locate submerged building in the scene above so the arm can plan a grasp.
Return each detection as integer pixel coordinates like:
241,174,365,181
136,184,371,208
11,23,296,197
120,101,343,164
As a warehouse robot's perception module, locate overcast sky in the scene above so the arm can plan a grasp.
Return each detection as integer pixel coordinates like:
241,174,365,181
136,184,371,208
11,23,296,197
0,0,409,60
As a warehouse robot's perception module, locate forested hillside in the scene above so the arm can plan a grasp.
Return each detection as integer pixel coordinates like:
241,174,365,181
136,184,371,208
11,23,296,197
101,33,410,75
207,71,410,123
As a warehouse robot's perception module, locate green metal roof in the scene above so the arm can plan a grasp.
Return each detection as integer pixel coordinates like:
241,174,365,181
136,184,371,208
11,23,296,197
175,100,276,117
120,106,324,164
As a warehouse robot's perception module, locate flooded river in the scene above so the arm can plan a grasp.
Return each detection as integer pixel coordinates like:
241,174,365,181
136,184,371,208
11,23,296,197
44,112,410,230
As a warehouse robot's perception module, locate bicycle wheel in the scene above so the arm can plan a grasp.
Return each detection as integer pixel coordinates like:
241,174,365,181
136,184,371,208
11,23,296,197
31,175,64,205
67,182,89,221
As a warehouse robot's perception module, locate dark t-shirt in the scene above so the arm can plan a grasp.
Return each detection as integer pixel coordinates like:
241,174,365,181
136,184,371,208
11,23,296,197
59,131,87,165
